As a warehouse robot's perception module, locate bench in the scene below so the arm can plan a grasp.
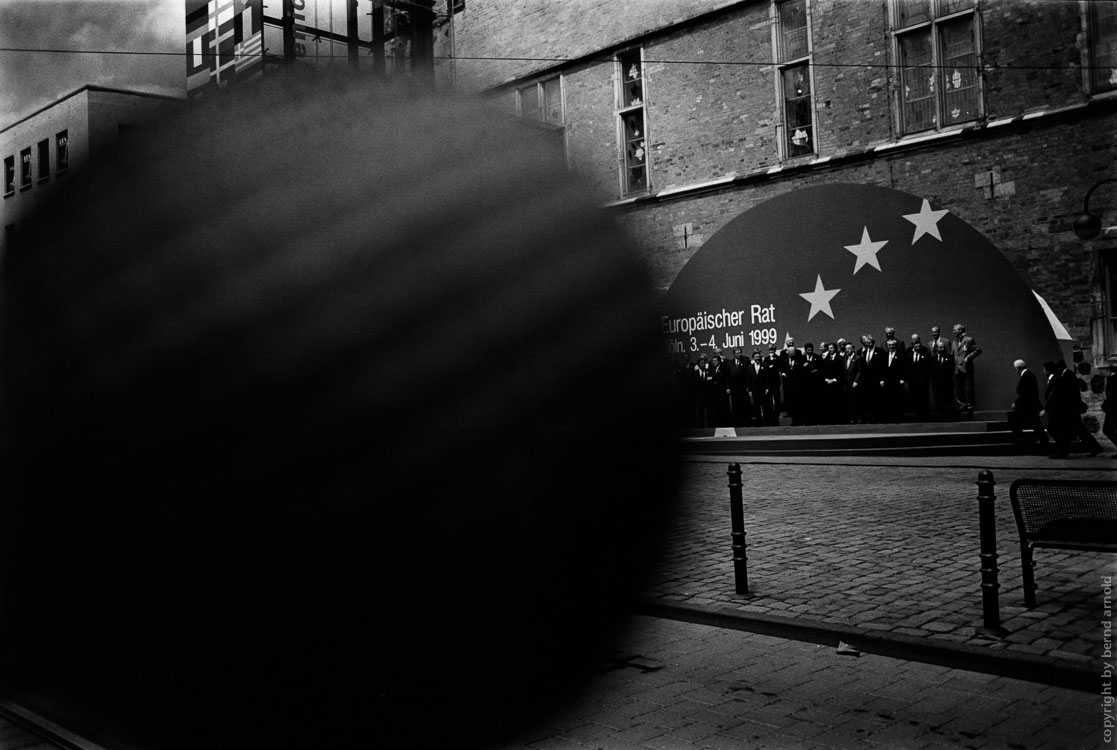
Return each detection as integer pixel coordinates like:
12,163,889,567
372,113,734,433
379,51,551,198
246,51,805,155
1009,478,1117,607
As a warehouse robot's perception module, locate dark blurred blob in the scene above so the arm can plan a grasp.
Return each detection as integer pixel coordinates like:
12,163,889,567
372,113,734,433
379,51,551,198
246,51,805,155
0,70,678,748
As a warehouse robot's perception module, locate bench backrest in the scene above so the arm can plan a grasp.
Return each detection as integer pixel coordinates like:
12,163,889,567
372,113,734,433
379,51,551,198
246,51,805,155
1009,478,1117,541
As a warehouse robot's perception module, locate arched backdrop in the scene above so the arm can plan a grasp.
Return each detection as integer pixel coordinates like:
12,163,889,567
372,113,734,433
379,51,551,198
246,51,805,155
659,183,1063,414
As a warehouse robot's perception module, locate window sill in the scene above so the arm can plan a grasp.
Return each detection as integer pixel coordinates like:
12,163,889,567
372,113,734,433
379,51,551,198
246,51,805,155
2,191,13,199
19,185,32,192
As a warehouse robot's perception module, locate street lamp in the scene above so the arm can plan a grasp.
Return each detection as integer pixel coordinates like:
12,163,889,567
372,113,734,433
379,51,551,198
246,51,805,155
1073,178,1117,240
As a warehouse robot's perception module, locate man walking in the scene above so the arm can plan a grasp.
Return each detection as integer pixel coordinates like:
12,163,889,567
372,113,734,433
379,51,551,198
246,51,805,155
1009,359,1048,446
1045,360,1102,458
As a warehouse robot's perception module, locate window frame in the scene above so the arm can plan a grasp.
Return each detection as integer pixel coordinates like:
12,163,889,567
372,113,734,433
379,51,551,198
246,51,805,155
516,76,564,126
773,0,817,160
616,47,650,197
3,156,14,195
56,130,69,173
1103,250,1117,358
1086,0,1117,95
37,139,50,182
891,0,983,136
19,147,32,190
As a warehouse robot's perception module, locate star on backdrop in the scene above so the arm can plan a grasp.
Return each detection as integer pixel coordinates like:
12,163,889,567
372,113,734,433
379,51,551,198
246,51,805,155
844,226,888,274
798,275,840,322
798,198,951,323
902,199,950,244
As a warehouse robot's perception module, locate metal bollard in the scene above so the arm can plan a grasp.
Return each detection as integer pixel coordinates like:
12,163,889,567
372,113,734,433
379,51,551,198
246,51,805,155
976,470,1007,637
727,463,750,596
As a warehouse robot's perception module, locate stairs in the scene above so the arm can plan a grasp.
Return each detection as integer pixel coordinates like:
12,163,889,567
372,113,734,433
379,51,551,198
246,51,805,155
681,414,1033,456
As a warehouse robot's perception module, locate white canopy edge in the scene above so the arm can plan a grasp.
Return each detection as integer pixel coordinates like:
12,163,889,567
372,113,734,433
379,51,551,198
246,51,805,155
1033,290,1073,341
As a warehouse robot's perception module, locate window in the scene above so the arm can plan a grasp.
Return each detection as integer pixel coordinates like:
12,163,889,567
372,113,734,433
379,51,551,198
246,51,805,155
19,148,31,189
3,156,13,195
37,139,49,180
56,130,69,172
1089,0,1117,94
617,48,648,195
893,0,980,135
446,0,464,13
1104,252,1117,357
517,78,563,125
775,0,814,158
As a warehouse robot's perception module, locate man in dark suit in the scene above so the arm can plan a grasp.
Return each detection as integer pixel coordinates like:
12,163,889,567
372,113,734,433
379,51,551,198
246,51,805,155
820,342,845,424
779,338,807,424
859,334,885,422
764,344,782,417
694,354,712,427
930,341,957,420
1045,360,1102,458
883,326,906,356
708,352,731,426
1009,359,1048,446
880,338,908,422
841,341,865,423
748,350,778,426
799,342,823,425
928,325,952,358
728,347,750,427
907,334,933,421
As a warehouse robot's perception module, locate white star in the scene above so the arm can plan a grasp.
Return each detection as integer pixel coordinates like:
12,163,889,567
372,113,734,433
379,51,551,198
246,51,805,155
799,275,841,322
903,199,949,244
844,227,888,274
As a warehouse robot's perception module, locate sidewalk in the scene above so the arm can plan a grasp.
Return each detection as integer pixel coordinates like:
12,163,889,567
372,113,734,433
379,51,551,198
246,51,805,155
639,452,1116,688
497,615,1099,750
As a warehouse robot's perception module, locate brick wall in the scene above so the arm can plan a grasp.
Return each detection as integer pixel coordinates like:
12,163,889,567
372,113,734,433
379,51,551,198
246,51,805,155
451,0,1117,359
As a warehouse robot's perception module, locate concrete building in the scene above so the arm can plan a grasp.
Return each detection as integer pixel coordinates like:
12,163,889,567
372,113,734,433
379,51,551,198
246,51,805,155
1,85,182,255
431,0,1117,366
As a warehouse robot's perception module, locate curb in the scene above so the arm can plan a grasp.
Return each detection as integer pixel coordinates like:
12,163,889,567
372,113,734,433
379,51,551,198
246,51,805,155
0,700,112,750
636,600,1096,693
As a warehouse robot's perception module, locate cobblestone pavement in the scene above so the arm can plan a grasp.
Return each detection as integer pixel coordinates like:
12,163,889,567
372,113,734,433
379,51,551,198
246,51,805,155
643,455,1117,668
498,615,1100,750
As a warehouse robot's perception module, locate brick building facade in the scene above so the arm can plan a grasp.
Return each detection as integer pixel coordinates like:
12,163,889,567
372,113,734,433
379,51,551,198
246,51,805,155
435,0,1117,365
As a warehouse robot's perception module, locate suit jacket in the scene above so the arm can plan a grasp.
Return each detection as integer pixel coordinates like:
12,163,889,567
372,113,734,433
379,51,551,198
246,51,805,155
728,357,750,392
907,344,932,381
842,352,864,391
928,336,953,357
883,338,907,356
821,354,845,385
1014,369,1042,413
1047,367,1084,416
860,345,886,383
778,347,803,370
930,353,954,387
747,360,776,397
954,334,981,372
882,349,907,386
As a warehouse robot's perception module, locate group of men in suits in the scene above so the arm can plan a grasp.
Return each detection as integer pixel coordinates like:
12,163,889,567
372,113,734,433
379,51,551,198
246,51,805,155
677,324,981,427
1010,358,1106,457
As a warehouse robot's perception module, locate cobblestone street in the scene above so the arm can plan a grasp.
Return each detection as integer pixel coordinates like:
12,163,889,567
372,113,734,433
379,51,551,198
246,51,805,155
498,615,1099,750
642,457,1116,667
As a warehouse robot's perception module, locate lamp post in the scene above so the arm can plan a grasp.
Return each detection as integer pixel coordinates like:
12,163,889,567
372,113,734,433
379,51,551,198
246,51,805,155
1073,178,1117,240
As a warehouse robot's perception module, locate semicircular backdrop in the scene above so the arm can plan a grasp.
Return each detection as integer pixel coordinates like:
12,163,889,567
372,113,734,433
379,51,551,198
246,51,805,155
659,183,1063,414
